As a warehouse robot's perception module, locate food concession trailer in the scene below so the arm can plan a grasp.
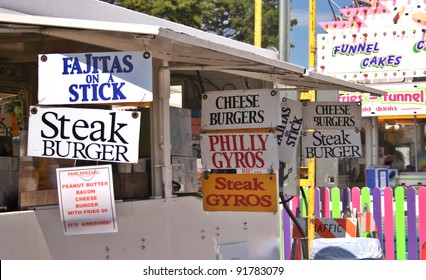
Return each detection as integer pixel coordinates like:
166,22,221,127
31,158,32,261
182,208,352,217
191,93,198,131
0,0,384,259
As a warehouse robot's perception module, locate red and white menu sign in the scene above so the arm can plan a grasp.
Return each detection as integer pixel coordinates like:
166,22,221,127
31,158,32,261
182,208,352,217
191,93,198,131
56,165,118,235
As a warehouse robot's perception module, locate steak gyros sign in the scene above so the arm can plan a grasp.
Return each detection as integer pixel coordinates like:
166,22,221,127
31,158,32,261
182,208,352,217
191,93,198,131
38,51,153,105
27,106,141,163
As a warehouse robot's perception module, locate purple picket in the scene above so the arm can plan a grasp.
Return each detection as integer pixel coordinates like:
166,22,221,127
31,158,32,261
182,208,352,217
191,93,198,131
406,187,418,260
384,187,395,260
315,187,320,217
321,187,330,218
282,198,292,260
341,187,351,214
351,187,361,213
419,187,426,260
372,187,383,250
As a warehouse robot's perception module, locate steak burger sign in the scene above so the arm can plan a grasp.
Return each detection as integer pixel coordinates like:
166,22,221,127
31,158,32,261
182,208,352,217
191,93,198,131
38,51,153,105
27,106,141,163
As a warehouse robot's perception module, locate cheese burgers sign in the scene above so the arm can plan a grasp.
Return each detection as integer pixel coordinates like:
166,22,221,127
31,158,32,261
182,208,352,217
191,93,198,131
27,106,141,163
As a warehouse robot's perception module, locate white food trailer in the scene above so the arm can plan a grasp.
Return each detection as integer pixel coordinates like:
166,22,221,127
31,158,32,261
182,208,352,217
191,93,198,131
0,0,384,259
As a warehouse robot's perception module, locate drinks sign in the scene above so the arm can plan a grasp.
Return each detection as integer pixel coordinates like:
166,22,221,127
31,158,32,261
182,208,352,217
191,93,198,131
38,51,153,105
27,106,141,163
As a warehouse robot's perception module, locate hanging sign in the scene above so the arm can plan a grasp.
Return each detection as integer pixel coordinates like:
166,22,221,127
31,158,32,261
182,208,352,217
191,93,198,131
56,165,118,235
302,102,361,130
339,84,426,116
317,2,426,80
202,173,277,212
201,89,280,130
277,98,303,162
0,112,19,137
303,129,362,158
27,106,141,163
292,218,357,238
38,51,153,105
200,132,279,169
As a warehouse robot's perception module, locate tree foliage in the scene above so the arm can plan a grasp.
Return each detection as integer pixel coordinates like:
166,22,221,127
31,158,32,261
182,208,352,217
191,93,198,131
101,0,297,49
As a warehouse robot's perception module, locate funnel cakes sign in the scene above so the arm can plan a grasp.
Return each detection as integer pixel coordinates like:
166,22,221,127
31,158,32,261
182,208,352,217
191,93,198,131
317,1,426,81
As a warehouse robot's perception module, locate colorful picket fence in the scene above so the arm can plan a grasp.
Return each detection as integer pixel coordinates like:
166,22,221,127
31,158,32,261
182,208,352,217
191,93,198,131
282,186,426,260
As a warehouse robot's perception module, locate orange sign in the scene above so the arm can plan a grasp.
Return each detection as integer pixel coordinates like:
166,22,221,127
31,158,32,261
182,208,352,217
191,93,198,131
292,218,358,238
202,173,277,212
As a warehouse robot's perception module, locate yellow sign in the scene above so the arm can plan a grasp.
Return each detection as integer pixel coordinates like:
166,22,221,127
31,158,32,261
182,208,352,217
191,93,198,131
202,173,277,212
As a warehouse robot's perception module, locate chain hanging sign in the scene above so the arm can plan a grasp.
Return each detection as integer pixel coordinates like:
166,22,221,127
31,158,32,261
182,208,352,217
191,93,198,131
303,129,362,159
202,173,277,212
201,89,280,130
302,101,361,130
200,132,278,169
27,106,141,163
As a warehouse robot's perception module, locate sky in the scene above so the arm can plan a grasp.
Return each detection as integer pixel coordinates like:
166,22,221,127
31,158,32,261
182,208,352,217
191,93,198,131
290,0,356,67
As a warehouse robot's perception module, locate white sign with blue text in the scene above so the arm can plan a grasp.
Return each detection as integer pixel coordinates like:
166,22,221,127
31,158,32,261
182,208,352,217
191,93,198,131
38,51,153,105
27,106,141,163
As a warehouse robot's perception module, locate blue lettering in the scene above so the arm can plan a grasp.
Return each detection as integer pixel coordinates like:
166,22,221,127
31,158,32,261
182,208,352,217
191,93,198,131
68,82,127,102
414,40,426,53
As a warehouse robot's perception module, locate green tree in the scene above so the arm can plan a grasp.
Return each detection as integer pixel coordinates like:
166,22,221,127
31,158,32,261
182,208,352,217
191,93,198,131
101,0,297,49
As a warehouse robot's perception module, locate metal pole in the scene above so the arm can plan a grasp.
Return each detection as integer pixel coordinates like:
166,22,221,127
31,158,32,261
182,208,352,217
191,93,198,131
279,0,290,61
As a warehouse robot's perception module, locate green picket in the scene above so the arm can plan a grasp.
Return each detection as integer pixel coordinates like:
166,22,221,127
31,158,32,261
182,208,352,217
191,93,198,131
301,187,308,217
330,187,341,218
360,187,372,237
361,187,371,213
395,186,407,260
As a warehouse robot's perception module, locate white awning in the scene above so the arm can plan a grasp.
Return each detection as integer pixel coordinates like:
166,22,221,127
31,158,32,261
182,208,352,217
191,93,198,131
0,0,386,95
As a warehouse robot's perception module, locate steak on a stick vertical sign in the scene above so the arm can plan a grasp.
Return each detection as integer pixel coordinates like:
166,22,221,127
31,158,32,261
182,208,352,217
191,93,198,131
27,106,141,163
277,98,303,162
56,165,117,235
202,173,277,212
200,132,279,169
38,51,153,105
201,89,280,130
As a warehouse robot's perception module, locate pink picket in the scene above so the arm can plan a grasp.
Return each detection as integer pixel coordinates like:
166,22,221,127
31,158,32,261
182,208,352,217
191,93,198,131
383,187,395,260
351,187,360,213
419,187,426,260
321,187,330,218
